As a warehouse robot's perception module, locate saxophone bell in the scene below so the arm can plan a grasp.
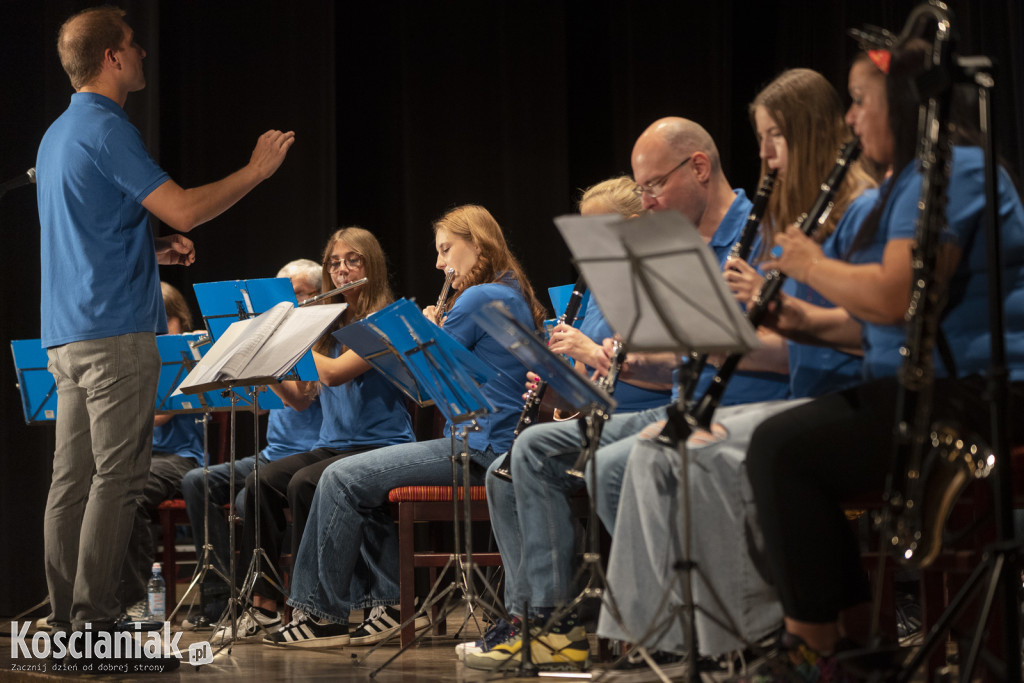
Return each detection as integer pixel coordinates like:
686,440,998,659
890,423,995,568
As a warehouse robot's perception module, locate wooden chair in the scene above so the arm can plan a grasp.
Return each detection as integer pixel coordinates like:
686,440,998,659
388,484,502,648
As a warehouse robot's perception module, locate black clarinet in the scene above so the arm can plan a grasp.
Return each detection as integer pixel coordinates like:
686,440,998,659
491,276,587,482
566,340,625,478
686,139,861,430
681,169,778,401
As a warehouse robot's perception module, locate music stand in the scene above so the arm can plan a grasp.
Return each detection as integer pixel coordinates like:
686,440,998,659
334,299,505,674
473,301,622,676
11,339,58,424
556,210,760,681
152,332,243,628
181,283,344,650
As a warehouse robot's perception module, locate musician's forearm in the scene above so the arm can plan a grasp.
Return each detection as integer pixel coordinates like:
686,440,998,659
620,351,677,384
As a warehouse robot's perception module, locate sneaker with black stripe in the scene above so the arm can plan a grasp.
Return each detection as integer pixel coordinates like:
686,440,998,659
348,604,431,646
262,614,349,648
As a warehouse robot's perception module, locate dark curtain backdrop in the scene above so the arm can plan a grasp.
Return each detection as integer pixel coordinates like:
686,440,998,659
1,0,1021,614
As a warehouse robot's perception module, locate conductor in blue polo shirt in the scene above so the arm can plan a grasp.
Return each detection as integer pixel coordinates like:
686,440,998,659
36,5,294,637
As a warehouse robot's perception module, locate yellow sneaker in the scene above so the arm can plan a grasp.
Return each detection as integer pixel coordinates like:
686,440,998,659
464,621,590,672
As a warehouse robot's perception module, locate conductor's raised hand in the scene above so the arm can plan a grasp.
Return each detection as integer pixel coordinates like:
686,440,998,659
155,234,195,266
249,129,296,180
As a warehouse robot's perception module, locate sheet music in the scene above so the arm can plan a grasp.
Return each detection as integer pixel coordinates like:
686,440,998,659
176,303,346,394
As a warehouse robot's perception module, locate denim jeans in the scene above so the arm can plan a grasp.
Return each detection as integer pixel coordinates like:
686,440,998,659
181,454,266,598
45,333,160,630
597,400,795,656
287,436,496,624
486,406,666,617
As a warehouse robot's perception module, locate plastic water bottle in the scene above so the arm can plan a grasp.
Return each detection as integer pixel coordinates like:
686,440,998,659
147,563,166,621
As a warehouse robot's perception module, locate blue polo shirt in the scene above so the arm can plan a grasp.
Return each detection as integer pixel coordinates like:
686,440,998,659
263,399,324,461
153,414,204,465
855,147,1024,381
686,189,790,405
442,276,535,454
37,92,170,348
315,346,415,450
782,190,878,397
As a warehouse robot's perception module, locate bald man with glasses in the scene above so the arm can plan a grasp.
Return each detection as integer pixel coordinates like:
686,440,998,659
464,117,789,672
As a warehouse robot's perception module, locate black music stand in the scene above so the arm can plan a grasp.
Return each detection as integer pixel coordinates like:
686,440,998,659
177,294,346,652
473,301,620,676
334,299,506,675
556,210,760,681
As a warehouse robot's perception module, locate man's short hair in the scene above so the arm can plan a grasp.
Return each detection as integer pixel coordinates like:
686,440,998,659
57,5,126,90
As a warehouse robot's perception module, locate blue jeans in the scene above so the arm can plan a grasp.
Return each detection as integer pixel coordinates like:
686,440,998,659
486,406,666,617
181,454,266,597
45,333,160,629
287,436,496,623
597,401,793,656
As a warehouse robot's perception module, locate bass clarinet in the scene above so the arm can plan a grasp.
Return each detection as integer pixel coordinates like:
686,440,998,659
684,138,861,432
491,276,587,482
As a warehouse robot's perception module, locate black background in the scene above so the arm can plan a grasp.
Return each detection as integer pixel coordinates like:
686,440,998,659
1,0,1021,614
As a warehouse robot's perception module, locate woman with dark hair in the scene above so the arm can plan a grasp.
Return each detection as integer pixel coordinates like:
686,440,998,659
265,204,542,648
738,43,1024,681
212,226,416,644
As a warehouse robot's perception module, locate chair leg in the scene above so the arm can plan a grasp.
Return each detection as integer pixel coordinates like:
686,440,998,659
399,503,417,648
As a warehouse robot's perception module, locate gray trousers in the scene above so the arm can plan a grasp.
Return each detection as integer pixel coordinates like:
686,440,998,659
598,400,800,656
45,333,160,630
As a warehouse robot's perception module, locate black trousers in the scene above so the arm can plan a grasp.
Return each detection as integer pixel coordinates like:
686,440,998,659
240,446,372,600
746,375,1024,623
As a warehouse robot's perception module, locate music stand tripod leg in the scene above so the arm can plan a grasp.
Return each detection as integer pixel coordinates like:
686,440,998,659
171,412,231,626
213,388,288,653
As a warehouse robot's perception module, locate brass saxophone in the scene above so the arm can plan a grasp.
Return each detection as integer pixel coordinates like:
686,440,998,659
566,340,625,478
434,268,456,324
885,2,995,568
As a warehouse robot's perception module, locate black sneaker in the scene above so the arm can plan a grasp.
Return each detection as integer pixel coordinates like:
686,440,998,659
262,614,349,648
348,604,430,646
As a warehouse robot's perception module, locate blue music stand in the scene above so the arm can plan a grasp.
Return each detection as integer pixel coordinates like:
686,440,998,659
193,277,319,410
155,332,234,413
344,299,503,672
472,301,616,417
10,339,57,424
547,283,591,327
334,298,495,423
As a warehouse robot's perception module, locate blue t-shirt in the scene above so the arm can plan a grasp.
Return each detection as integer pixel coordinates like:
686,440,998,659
686,189,791,405
578,303,671,412
855,147,1024,381
442,277,535,454
782,190,878,398
316,346,415,450
263,399,324,461
152,414,204,465
37,92,170,348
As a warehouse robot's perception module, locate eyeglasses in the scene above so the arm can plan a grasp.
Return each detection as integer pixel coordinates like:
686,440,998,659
632,156,692,198
326,255,365,272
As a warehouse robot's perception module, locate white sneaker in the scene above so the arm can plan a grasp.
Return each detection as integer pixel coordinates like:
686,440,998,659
123,599,149,621
455,618,517,661
211,609,281,644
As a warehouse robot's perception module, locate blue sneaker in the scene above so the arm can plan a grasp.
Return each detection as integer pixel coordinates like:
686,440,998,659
455,618,519,661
